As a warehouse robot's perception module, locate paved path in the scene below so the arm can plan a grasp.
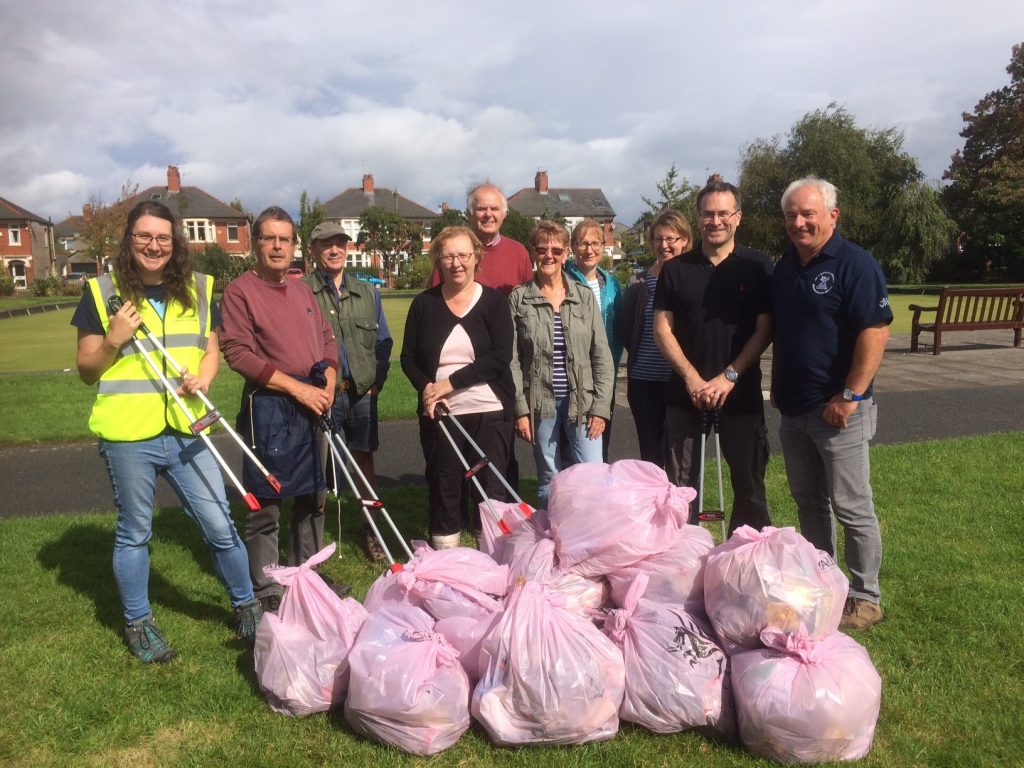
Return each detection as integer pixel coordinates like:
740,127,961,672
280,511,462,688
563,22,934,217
1,332,1020,518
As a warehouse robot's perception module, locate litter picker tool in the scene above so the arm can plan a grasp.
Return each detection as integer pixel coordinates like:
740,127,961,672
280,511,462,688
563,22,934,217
108,295,282,495
696,408,728,541
105,295,261,511
318,414,413,571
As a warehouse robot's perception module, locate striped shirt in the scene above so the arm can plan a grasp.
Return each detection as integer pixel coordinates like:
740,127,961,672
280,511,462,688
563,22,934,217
552,312,569,398
630,273,673,382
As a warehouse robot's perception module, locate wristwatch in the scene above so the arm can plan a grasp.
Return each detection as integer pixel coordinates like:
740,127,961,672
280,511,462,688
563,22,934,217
724,366,739,383
842,388,865,402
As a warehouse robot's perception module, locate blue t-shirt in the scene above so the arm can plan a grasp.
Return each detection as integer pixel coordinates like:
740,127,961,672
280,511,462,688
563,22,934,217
771,232,892,416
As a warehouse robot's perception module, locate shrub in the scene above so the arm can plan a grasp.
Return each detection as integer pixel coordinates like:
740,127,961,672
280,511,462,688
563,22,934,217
31,276,64,297
0,275,14,297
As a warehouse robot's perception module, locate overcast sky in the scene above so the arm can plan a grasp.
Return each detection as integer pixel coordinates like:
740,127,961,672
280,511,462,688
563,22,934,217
2,1,1021,226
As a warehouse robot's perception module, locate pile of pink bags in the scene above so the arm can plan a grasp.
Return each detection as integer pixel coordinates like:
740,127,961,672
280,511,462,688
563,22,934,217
250,461,882,761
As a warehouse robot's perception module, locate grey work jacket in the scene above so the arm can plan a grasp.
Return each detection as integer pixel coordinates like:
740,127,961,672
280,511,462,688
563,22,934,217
508,275,614,434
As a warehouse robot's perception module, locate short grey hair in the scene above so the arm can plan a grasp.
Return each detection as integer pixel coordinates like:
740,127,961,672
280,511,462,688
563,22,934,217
466,182,508,215
781,177,838,211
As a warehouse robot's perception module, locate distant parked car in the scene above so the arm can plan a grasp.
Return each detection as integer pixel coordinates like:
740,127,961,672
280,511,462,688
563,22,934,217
349,271,386,287
286,268,305,279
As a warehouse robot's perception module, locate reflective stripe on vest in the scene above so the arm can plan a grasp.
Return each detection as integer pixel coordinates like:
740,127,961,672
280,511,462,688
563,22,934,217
87,273,213,440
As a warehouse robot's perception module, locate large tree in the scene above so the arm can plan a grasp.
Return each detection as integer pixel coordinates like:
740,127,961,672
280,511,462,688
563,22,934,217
943,43,1024,278
430,207,468,239
357,206,423,287
739,104,955,281
79,180,139,274
499,207,535,247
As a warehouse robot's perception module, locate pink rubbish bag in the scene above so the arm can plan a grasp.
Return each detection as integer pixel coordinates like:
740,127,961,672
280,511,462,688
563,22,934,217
547,460,696,577
703,526,849,654
606,523,714,619
506,534,609,617
345,603,471,755
478,500,542,560
363,540,508,621
731,626,882,763
433,611,503,683
253,543,369,717
472,580,625,746
603,573,730,734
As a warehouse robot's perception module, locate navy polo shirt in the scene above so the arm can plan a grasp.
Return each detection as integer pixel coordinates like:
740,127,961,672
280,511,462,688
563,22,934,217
653,245,773,414
771,231,893,416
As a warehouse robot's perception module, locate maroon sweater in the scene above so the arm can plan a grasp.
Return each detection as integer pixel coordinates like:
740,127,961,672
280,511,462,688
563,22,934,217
219,270,338,386
430,234,533,296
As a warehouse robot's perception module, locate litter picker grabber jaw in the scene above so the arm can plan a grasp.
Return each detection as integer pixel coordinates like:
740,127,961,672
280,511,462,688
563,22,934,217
105,295,262,511
433,402,535,527
318,414,412,571
696,408,727,541
107,295,282,495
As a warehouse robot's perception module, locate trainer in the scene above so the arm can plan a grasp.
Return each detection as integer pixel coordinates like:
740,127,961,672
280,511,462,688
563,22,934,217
772,177,892,631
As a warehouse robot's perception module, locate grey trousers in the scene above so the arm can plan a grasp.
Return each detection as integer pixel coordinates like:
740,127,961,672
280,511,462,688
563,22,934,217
665,406,772,535
244,494,324,598
778,399,882,603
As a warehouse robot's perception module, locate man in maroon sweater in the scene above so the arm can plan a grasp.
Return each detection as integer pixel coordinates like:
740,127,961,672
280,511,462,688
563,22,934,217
430,183,533,295
219,206,348,610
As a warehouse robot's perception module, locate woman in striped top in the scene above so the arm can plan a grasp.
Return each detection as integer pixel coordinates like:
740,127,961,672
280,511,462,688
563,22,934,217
508,221,613,509
620,209,693,468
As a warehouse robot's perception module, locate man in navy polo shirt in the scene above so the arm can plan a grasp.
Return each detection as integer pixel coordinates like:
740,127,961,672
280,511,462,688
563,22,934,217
772,177,892,631
653,176,773,534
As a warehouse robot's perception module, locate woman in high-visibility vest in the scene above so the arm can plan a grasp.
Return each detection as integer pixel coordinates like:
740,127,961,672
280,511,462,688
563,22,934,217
72,200,261,664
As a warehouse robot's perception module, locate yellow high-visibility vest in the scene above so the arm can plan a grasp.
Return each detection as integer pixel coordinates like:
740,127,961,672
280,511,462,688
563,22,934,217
87,273,213,441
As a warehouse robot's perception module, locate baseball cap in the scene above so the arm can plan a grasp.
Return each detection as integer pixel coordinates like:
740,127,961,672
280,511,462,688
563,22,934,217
309,221,352,243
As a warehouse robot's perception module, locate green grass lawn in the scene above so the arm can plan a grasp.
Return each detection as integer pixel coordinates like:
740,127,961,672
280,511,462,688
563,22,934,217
1,432,1021,767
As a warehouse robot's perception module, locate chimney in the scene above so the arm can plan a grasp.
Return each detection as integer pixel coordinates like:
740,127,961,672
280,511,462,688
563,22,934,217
82,203,93,221
362,174,374,193
441,202,449,213
603,221,613,245
167,165,181,193
535,170,549,193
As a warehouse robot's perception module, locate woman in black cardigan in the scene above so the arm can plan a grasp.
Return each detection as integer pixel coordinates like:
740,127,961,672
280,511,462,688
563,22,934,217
401,226,515,548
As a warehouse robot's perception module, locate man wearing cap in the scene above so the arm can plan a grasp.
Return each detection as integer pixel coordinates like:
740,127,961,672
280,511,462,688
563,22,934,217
303,221,393,561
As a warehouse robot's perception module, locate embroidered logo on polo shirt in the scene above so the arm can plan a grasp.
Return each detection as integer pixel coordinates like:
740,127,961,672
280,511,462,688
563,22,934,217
879,297,889,308
812,272,835,295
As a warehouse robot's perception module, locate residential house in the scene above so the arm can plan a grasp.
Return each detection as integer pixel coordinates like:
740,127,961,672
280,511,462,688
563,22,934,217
0,196,55,289
319,174,438,276
507,171,619,260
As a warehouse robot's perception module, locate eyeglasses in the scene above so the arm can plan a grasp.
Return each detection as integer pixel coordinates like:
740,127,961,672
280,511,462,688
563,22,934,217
576,241,603,251
533,246,566,257
257,235,294,245
653,236,684,246
440,252,474,265
132,233,172,247
699,210,740,223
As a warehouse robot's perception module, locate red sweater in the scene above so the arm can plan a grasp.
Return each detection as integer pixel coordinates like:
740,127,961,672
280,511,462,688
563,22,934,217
430,234,533,296
219,270,338,386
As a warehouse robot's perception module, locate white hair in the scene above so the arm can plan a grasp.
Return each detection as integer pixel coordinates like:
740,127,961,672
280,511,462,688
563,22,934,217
781,177,838,211
466,182,508,215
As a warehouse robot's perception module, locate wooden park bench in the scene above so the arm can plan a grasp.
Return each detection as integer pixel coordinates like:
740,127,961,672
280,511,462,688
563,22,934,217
910,286,1024,355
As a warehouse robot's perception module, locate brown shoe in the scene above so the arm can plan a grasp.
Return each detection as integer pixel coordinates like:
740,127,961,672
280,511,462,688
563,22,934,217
361,528,387,562
840,597,883,630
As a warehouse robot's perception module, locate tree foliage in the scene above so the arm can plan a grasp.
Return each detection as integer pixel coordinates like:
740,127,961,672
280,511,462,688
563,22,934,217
430,208,468,238
80,180,139,274
738,104,955,281
297,191,325,268
943,43,1024,278
641,163,699,215
357,207,423,287
500,207,535,247
196,243,251,287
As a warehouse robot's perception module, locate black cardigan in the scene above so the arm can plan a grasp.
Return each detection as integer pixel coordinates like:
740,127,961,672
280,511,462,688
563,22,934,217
400,284,516,417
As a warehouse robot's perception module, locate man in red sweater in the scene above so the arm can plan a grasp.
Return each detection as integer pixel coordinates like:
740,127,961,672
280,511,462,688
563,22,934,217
219,206,348,610
431,183,533,295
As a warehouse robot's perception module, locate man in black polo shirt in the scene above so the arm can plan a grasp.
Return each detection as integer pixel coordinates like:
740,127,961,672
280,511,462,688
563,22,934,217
772,177,892,631
653,177,773,534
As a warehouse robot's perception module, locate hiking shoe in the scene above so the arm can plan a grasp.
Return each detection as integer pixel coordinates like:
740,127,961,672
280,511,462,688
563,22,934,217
124,615,178,664
361,528,387,562
318,571,352,598
234,599,264,643
259,593,282,614
840,597,884,630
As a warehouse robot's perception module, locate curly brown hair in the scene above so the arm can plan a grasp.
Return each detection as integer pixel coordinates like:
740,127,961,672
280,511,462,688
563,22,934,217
113,200,195,313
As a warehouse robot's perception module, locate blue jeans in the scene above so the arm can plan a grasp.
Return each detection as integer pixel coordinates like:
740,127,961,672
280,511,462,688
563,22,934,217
778,399,882,603
99,434,255,623
533,397,604,509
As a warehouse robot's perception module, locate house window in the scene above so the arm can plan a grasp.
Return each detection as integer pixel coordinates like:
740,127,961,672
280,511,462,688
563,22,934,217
8,226,21,246
226,223,239,242
184,219,213,243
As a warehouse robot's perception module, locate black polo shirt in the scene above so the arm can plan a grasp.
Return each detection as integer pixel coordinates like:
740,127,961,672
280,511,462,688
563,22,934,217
771,231,893,417
653,245,773,413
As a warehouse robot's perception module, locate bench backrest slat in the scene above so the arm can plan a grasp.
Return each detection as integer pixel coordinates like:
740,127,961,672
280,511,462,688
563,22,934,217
938,288,1024,326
